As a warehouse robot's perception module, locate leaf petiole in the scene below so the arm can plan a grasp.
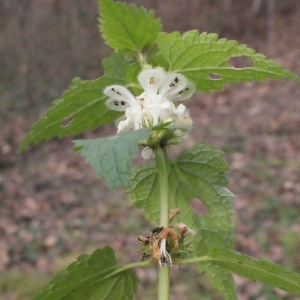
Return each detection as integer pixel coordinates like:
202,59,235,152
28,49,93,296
174,255,210,266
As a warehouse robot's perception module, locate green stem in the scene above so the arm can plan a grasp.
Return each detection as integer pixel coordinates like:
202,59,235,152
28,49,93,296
154,146,170,300
154,146,169,228
158,265,170,300
136,51,148,69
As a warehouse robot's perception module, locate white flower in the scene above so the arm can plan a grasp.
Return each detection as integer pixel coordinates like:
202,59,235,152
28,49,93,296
174,223,196,236
140,147,154,160
159,238,172,267
104,69,196,158
137,69,195,126
171,104,193,127
104,69,195,128
104,85,148,132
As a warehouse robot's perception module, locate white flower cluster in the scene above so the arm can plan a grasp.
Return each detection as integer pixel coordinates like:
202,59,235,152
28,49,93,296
104,69,195,131
104,68,196,158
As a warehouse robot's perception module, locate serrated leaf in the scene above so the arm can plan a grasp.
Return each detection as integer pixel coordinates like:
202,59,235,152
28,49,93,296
18,51,146,153
104,52,142,93
18,77,120,153
128,143,235,244
102,52,127,81
73,128,151,190
18,52,127,153
127,142,237,299
156,30,300,93
148,45,170,71
104,52,142,94
205,246,300,297
202,264,237,300
32,246,139,300
99,0,161,53
175,143,237,299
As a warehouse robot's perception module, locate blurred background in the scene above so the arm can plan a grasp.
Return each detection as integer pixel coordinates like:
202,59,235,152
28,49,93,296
1,0,300,299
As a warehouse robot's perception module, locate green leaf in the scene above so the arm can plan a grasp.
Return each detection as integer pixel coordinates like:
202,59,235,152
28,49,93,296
205,247,300,297
202,264,237,300
127,142,237,299
73,128,151,190
124,56,143,95
18,52,129,153
175,143,236,299
128,143,235,244
18,77,120,153
148,45,170,71
104,52,142,93
102,52,127,81
32,246,139,300
156,30,300,93
99,0,161,53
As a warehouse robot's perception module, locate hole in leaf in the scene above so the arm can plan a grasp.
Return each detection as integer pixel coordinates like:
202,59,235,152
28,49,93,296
228,56,253,68
190,198,208,216
60,116,73,127
209,73,222,80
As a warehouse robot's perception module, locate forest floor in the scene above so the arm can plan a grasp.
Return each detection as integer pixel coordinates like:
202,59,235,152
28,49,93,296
1,1,300,299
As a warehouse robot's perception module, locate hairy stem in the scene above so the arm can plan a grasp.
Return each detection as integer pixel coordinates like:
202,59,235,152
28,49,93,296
158,265,170,300
136,51,148,69
154,146,170,300
154,146,169,228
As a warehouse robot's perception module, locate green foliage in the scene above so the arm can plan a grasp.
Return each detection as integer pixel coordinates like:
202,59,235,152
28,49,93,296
128,143,235,244
202,265,237,300
104,52,142,91
18,0,300,299
73,128,151,190
127,143,237,298
19,7,300,152
18,77,118,153
153,30,299,93
205,247,300,296
18,50,146,153
32,247,139,300
99,0,161,53
18,53,127,153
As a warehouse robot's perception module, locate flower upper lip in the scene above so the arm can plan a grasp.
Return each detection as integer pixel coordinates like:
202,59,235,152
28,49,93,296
137,69,196,102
